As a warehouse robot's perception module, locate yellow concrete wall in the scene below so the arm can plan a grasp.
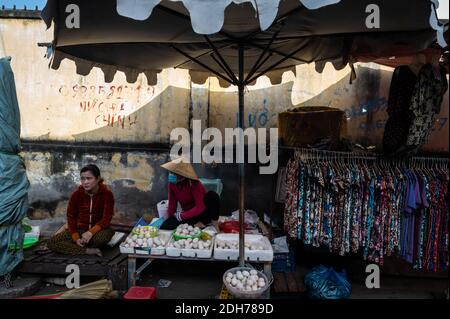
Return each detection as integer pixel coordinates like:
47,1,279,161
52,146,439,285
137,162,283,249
0,17,448,152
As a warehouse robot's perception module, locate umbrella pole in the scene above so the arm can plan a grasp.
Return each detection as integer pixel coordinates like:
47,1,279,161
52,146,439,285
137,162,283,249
238,43,245,267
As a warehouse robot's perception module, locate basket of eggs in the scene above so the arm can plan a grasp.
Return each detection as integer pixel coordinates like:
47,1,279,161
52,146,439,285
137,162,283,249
223,267,272,299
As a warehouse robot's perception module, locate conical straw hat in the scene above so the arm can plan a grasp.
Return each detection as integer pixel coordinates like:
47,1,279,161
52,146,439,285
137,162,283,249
161,157,199,181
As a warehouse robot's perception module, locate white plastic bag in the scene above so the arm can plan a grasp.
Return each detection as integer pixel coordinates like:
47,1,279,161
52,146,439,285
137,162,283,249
272,236,289,253
231,209,259,225
157,200,169,220
157,200,182,220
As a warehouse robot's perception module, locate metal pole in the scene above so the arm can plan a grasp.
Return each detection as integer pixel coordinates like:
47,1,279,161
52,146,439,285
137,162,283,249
238,42,245,267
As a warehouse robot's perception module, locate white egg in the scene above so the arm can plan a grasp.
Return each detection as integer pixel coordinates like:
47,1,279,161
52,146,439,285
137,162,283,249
250,270,257,276
231,279,237,286
131,235,138,241
242,271,250,277
252,285,258,291
136,239,143,246
258,281,266,288
246,279,253,286
225,277,232,283
198,243,204,250
142,242,148,248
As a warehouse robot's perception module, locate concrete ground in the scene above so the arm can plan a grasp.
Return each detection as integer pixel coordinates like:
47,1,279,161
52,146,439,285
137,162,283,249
15,259,447,300
4,226,447,299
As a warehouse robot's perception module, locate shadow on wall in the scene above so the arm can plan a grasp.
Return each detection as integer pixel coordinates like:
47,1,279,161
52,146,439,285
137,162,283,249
25,150,171,223
25,65,449,225
73,67,448,152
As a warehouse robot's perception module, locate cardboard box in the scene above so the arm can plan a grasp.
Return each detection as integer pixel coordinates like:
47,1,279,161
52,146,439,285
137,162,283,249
278,106,345,149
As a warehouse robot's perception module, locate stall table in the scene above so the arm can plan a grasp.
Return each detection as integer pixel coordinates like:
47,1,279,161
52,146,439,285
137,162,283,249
127,253,273,298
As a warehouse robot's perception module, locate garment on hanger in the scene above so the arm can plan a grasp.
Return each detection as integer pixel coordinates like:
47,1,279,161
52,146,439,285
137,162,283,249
283,152,449,271
406,64,449,148
383,66,418,155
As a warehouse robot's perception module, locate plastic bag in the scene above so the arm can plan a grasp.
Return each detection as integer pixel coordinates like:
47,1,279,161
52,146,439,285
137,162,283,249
271,236,289,253
157,200,182,220
231,209,259,225
304,265,352,299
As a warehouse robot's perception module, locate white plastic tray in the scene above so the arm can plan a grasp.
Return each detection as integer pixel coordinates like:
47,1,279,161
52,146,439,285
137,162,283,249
166,236,215,259
120,230,172,255
213,233,273,262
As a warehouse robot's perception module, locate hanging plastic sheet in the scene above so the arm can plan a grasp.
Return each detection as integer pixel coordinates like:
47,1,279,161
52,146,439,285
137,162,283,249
0,57,30,276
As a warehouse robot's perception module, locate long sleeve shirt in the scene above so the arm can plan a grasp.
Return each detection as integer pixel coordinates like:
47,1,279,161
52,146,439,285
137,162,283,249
167,179,206,221
67,183,114,241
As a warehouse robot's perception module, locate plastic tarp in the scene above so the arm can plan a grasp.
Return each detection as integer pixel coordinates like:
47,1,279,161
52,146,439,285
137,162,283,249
0,57,30,276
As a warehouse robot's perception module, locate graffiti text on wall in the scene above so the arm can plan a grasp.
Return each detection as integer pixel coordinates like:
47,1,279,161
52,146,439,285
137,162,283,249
58,84,155,129
360,117,448,132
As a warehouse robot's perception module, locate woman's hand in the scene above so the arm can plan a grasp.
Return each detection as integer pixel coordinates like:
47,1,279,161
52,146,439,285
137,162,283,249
76,238,85,247
81,231,93,244
194,222,205,229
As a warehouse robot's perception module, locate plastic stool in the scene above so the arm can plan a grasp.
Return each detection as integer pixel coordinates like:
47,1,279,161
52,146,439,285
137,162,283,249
124,286,157,299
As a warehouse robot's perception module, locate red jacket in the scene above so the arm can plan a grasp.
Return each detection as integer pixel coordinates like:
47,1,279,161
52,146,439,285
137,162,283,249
167,179,206,220
67,183,114,242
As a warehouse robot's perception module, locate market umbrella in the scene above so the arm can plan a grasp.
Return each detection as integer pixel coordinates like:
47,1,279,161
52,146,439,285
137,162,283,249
41,0,444,266
0,57,30,278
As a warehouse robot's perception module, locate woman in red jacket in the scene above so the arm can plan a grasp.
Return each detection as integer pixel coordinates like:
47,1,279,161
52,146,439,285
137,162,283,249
159,158,220,230
47,165,115,256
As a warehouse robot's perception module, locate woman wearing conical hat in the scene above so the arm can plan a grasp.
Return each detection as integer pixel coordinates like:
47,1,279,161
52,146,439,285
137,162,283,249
159,157,220,230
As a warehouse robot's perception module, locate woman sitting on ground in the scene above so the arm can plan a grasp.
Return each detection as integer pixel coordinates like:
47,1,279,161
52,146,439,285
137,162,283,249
159,158,220,230
47,164,115,257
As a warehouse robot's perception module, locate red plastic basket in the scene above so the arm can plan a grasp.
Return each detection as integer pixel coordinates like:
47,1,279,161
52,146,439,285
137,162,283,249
124,286,157,300
219,221,249,233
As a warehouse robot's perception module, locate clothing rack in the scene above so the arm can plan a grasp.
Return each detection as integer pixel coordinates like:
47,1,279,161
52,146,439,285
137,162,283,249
282,146,449,270
280,146,449,168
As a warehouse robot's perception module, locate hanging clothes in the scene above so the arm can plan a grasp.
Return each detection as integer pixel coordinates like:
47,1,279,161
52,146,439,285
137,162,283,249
406,64,448,148
383,63,449,156
283,152,449,271
383,65,418,155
